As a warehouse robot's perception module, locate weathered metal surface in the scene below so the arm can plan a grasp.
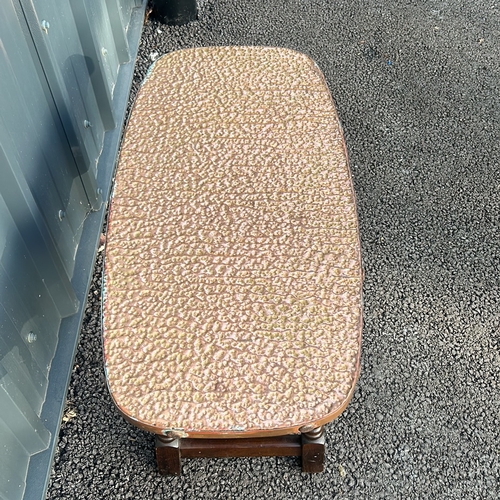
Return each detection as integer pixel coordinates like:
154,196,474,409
0,1,146,498
103,47,363,438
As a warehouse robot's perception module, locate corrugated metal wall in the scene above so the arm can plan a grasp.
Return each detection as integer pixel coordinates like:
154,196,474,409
0,1,145,498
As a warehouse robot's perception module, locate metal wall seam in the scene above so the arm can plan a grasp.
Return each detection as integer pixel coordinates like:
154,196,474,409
68,0,120,131
19,0,104,211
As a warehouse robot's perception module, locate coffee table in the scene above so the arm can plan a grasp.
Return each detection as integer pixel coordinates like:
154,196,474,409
103,46,363,474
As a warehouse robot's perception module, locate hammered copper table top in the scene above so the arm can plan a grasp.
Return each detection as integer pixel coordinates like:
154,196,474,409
103,46,362,438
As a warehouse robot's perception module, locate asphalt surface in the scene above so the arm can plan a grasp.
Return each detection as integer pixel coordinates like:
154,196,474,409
46,1,499,498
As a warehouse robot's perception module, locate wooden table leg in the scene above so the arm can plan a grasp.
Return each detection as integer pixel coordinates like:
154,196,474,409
301,427,325,473
156,435,181,475
155,428,325,475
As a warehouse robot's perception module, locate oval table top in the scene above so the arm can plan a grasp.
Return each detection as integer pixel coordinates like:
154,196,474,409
103,46,362,439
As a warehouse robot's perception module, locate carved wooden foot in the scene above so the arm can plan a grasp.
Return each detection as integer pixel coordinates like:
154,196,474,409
156,435,181,475
301,427,325,473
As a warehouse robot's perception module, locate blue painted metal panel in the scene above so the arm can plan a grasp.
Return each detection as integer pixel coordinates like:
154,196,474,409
0,0,93,278
0,0,146,498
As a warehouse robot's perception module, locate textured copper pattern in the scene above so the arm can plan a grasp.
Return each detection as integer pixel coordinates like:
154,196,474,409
103,47,362,437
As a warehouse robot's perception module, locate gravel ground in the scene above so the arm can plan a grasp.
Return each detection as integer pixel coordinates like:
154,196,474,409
47,1,499,498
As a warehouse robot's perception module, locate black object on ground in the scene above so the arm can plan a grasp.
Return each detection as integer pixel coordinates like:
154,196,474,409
152,0,197,25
